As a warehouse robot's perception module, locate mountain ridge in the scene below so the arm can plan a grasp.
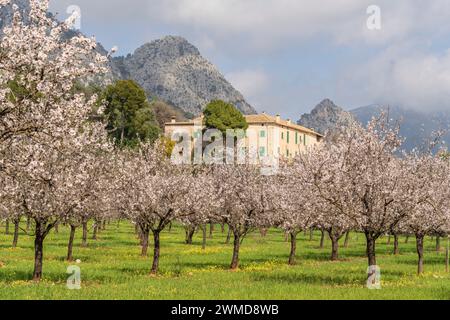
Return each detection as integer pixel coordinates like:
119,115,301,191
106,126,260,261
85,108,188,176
298,99,450,151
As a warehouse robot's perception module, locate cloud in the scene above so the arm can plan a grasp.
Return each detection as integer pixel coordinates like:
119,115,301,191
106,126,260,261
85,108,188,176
47,0,450,113
344,44,450,111
226,69,271,111
153,0,450,50
226,69,269,98
155,0,364,50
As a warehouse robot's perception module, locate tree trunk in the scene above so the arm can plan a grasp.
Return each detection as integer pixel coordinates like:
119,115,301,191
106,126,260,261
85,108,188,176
226,227,231,244
221,224,225,233
67,225,76,261
33,221,45,281
387,235,391,245
344,232,350,248
185,226,195,245
12,218,20,248
309,228,314,241
330,235,339,261
102,220,106,231
138,224,144,246
230,230,240,270
405,236,409,244
288,232,297,265
92,222,98,240
446,239,449,273
436,237,441,252
209,223,214,239
141,227,149,257
319,230,325,249
54,223,59,234
202,225,207,250
5,219,9,235
260,228,267,237
26,217,31,232
365,233,377,267
82,221,88,247
416,234,424,275
150,231,161,274
393,234,399,255
168,222,172,233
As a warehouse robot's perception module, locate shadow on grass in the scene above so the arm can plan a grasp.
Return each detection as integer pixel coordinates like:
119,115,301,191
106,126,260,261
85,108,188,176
250,272,365,286
0,270,67,283
392,255,446,266
179,261,229,270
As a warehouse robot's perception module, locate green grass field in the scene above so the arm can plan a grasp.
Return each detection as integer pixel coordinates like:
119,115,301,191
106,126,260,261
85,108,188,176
0,222,449,300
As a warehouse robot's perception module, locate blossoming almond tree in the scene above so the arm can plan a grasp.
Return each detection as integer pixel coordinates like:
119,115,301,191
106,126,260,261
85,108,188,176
325,116,410,270
210,163,277,270
0,0,110,281
400,153,450,274
5,120,111,281
276,160,317,265
116,143,214,274
64,151,116,261
292,144,355,262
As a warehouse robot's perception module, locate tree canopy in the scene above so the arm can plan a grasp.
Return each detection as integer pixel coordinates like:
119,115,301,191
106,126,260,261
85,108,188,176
102,80,160,148
203,100,248,133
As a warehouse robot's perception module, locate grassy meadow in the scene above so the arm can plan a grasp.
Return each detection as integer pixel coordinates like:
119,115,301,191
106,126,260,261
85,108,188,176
0,222,449,300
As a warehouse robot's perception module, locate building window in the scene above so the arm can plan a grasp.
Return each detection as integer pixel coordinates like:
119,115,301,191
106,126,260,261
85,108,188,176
287,131,290,143
304,134,307,146
259,147,266,157
281,132,284,140
260,130,266,138
286,149,289,157
295,132,298,144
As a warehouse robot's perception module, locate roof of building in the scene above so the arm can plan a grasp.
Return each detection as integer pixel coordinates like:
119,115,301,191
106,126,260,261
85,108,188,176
165,113,324,137
245,113,323,137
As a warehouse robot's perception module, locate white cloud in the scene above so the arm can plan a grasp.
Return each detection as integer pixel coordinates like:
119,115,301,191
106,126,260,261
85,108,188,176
226,69,270,99
154,0,450,49
48,0,450,113
226,69,273,111
343,44,450,111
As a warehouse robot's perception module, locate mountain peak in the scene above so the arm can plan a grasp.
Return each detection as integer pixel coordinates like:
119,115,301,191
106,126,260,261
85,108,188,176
298,99,354,134
312,99,341,113
115,36,256,116
134,36,201,59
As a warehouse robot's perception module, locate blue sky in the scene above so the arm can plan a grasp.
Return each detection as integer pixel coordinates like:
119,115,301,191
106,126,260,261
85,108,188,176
49,0,450,120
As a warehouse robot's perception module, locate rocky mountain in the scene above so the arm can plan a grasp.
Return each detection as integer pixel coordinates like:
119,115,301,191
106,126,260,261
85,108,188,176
352,105,450,151
297,99,354,135
112,36,256,117
298,99,450,151
1,2,255,117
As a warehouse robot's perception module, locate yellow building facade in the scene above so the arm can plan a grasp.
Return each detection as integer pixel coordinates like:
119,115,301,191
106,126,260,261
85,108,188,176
165,113,323,161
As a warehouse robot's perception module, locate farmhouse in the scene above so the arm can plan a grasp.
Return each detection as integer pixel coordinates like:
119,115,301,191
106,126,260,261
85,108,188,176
165,112,324,160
